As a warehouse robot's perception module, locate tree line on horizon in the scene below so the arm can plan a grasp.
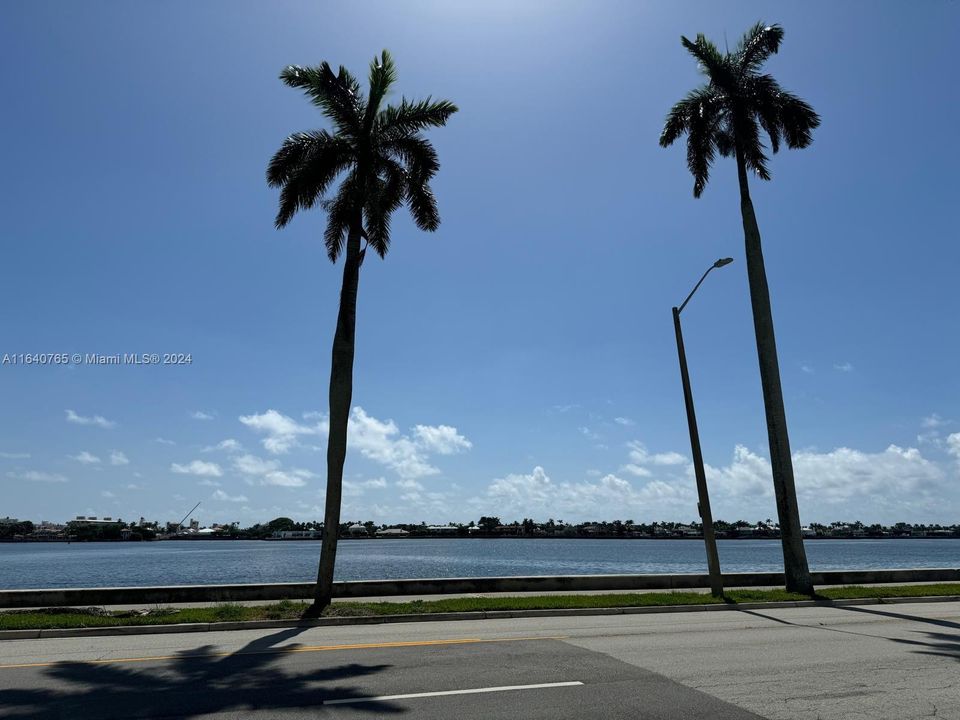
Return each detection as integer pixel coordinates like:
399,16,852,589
267,21,822,614
5,518,958,542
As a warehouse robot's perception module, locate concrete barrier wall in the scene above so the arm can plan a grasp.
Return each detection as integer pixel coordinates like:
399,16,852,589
1,568,957,609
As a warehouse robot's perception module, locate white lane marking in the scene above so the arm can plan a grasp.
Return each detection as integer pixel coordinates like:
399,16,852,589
323,681,584,705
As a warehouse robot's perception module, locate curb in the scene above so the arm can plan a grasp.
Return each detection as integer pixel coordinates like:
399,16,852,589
2,594,958,641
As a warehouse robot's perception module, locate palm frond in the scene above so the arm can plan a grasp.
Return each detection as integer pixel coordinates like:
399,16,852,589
734,114,771,181
364,169,405,258
687,104,720,198
381,135,440,179
378,98,458,138
745,75,784,153
736,22,784,73
270,133,354,228
271,53,454,259
280,63,364,138
776,91,820,149
364,50,398,133
660,87,720,148
660,98,693,148
321,173,361,262
681,34,735,89
266,130,348,187
662,22,818,193
405,180,440,231
715,125,736,158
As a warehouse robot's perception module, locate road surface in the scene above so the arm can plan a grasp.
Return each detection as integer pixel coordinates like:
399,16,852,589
0,600,957,719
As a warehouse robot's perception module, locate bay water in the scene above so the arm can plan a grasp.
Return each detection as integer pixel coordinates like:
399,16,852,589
1,538,958,589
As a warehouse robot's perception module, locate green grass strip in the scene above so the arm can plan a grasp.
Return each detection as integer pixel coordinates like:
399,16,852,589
2,584,958,631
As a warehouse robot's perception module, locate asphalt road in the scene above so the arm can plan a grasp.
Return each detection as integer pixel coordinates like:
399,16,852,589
0,601,957,719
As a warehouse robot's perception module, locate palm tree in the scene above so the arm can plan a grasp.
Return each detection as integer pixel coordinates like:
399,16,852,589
660,22,819,594
267,50,457,614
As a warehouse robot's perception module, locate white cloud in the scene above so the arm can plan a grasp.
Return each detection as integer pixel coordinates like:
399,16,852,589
198,479,222,487
349,407,439,479
203,438,243,453
794,445,945,520
109,450,129,466
191,411,215,421
470,438,958,524
238,406,468,479
0,452,30,459
579,426,601,441
344,477,389,497
232,453,313,487
705,443,950,522
625,441,687,467
614,417,635,426
239,409,321,454
101,490,115,498
261,468,314,487
170,460,223,477
947,433,960,462
478,466,693,520
412,425,472,455
800,364,815,374
126,483,141,490
833,362,854,373
920,413,953,430
9,470,68,483
395,478,424,491
154,437,176,446
234,454,279,476
212,489,248,503
70,451,101,465
65,409,116,429
704,445,773,500
652,451,687,465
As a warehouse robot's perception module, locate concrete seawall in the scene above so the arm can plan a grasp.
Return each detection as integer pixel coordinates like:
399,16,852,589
1,568,957,609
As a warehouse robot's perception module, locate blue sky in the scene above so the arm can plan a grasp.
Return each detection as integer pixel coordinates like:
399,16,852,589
2,1,958,527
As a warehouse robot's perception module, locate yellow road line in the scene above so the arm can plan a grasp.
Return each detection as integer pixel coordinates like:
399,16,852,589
0,635,567,670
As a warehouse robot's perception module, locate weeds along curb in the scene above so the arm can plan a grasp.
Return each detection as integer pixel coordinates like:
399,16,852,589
1,594,958,641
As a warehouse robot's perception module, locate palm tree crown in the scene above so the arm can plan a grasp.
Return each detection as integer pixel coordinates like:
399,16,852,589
267,50,457,259
659,22,820,197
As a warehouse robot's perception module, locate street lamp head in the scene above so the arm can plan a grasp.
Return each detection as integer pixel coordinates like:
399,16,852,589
677,257,734,314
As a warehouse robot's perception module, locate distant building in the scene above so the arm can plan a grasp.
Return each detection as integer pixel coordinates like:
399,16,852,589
71,516,123,527
270,530,320,540
0,517,19,525
426,525,459,534
376,528,410,538
347,523,368,536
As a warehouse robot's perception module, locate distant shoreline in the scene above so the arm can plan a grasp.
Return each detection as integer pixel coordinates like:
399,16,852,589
2,535,957,544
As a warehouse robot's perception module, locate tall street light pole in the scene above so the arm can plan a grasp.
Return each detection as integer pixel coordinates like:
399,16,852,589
672,257,733,598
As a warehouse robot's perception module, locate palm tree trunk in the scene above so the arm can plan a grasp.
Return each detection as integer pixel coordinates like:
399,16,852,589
305,220,364,617
735,146,814,595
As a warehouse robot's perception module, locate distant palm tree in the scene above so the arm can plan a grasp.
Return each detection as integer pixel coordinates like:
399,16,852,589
660,22,820,594
268,50,457,614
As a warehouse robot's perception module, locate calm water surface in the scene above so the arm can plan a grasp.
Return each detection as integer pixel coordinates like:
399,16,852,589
0,538,957,589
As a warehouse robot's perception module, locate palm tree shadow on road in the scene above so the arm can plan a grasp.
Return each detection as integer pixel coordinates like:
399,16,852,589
736,605,960,663
835,604,960,663
0,626,402,718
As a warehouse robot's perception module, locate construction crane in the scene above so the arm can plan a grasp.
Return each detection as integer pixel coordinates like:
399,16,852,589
177,501,201,529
